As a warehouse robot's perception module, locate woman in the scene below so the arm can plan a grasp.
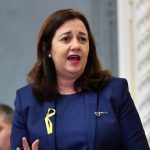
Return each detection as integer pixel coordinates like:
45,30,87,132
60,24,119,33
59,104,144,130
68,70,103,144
11,9,149,150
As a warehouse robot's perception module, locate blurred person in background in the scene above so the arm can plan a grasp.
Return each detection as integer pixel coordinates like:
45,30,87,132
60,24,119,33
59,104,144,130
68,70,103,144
0,103,13,150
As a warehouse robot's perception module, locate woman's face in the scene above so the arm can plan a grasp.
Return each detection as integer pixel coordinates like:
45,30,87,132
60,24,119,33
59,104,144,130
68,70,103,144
50,19,89,80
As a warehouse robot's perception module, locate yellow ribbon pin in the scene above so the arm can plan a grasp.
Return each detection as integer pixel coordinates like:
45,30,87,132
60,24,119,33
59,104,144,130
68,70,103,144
45,108,56,134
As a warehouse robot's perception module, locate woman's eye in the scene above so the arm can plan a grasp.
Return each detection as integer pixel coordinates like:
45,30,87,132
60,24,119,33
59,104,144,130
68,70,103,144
61,37,70,42
79,37,87,43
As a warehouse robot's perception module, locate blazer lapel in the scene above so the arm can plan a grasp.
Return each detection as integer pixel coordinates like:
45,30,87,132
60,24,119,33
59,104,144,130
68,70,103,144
44,100,56,150
84,91,98,150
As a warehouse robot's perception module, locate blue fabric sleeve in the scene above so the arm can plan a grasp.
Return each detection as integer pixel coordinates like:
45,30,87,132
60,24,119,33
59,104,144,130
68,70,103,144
10,90,30,150
118,79,149,150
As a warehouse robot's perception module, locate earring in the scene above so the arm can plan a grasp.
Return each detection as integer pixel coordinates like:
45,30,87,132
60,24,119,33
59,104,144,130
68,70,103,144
48,54,51,58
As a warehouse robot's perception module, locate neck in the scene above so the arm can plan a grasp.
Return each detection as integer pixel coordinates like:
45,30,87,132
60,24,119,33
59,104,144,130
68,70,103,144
57,77,76,94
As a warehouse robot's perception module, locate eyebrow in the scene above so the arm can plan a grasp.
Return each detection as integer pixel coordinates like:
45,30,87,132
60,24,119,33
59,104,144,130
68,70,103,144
60,31,88,37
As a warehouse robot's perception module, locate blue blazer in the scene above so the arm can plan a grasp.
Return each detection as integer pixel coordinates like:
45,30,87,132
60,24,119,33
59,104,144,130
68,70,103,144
11,77,149,150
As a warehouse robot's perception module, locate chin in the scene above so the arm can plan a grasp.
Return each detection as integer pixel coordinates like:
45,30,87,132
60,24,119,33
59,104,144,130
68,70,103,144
69,69,84,77
65,65,85,76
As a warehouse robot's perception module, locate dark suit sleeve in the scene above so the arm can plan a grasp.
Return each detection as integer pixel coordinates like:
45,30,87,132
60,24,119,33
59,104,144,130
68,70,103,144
10,90,29,150
118,79,149,150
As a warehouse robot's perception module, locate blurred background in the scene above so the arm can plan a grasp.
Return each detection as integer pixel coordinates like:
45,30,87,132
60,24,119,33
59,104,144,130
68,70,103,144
0,0,149,145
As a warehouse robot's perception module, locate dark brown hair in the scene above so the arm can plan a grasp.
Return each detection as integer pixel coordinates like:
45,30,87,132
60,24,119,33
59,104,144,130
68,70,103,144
28,8,111,101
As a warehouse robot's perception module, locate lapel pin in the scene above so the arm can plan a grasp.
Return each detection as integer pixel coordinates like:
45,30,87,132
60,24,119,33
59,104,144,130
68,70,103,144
94,111,108,117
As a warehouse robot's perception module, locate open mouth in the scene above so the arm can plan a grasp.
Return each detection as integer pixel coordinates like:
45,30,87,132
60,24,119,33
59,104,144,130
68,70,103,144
67,55,81,61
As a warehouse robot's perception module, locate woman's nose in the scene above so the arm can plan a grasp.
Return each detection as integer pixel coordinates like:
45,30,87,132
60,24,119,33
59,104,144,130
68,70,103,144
70,38,81,51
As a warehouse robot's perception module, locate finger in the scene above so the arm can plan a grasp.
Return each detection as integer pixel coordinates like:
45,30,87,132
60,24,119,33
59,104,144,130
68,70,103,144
16,147,21,150
32,139,39,150
22,137,30,150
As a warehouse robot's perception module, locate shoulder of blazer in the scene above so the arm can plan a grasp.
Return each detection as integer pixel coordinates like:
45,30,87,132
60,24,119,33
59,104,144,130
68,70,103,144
100,76,129,97
106,76,129,95
15,84,38,108
98,76,130,113
107,77,128,89
17,83,35,94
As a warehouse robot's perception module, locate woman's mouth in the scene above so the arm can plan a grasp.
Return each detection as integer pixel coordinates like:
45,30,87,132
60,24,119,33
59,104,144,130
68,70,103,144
67,55,81,64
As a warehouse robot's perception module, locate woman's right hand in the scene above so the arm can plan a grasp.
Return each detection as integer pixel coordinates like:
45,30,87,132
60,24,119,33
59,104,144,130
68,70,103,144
16,137,39,150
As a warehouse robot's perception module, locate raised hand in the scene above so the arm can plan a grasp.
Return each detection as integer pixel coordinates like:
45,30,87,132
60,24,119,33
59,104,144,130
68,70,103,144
16,137,39,150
